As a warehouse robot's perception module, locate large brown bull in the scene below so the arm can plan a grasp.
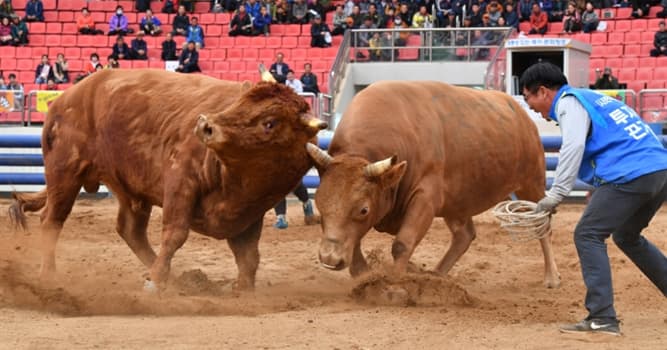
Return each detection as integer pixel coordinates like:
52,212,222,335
9,68,327,290
306,81,561,288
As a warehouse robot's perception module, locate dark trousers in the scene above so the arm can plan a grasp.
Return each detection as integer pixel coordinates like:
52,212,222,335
79,28,104,35
650,47,667,57
274,182,309,216
574,170,667,320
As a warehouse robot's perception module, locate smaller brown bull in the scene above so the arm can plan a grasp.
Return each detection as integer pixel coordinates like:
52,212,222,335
306,80,561,288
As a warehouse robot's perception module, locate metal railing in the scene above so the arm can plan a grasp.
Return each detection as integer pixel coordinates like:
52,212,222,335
328,30,352,100
638,89,667,124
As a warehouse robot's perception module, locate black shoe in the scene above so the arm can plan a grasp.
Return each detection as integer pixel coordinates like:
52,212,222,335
559,318,621,336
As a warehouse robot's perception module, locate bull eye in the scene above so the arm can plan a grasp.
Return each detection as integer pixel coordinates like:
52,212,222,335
360,207,369,216
263,120,276,130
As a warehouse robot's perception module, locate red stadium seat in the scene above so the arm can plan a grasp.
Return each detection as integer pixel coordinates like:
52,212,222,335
614,20,632,32
607,31,624,44
624,31,640,42
229,61,246,72
62,23,78,34
266,36,282,48
15,47,32,58
297,36,311,47
646,80,665,89
639,56,657,68
590,32,607,44
549,22,563,33
589,58,605,71
234,36,250,47
636,67,654,81
216,12,231,24
29,22,46,33
654,67,667,80
248,36,266,48
281,36,297,48
258,48,275,63
226,48,243,60
631,19,648,31
242,48,258,61
17,58,33,71
206,24,222,36
291,48,307,60
219,36,234,47
0,57,17,70
64,47,81,58
618,68,636,81
624,44,641,57
622,57,639,68
210,49,226,60
616,7,633,18
220,72,238,81
642,30,656,43
213,61,230,71
284,25,302,36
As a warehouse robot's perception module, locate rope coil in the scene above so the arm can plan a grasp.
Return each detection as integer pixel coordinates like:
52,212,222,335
492,200,551,242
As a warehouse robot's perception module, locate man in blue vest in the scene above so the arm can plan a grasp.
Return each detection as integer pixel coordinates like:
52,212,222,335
520,62,667,336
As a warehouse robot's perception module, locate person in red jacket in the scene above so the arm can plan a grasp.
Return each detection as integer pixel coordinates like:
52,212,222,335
529,3,548,35
77,7,104,35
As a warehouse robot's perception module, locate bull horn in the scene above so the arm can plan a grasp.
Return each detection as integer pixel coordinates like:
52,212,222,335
300,114,328,130
363,156,397,177
258,63,277,83
306,142,332,169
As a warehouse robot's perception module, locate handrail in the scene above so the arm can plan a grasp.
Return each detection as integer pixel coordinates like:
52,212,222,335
328,30,352,102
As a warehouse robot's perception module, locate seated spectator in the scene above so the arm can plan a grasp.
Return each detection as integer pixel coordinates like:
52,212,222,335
358,16,376,47
162,0,176,14
105,55,120,69
529,3,548,34
651,20,667,57
1,0,14,20
285,70,303,93
519,0,533,21
112,35,132,60
185,16,204,49
10,15,28,46
136,0,150,13
308,0,328,22
300,63,319,94
487,1,502,26
468,4,483,27
45,78,57,90
176,41,201,73
658,0,667,18
85,53,100,74
140,9,162,36
0,16,12,45
162,32,178,60
292,0,308,24
562,2,581,33
310,14,331,47
397,4,411,27
180,0,194,12
77,7,104,35
131,31,148,60
273,2,290,24
540,0,556,21
631,0,651,18
366,4,382,27
108,5,133,36
229,6,253,36
34,54,53,84
504,3,520,29
172,5,189,36
6,73,23,110
253,6,271,36
245,0,261,19
550,0,568,22
53,53,69,83
412,5,434,28
270,52,290,83
24,0,43,22
332,5,349,35
593,67,620,89
581,2,599,33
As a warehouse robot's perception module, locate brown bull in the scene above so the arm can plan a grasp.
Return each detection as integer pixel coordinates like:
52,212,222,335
306,80,561,288
9,68,327,289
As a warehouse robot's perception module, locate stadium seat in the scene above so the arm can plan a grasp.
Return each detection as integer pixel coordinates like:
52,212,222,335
631,19,648,31
229,61,246,72
29,22,46,33
647,80,665,89
297,36,311,47
624,44,641,57
226,48,244,60
643,95,664,109
210,49,226,60
616,7,633,18
590,32,607,44
655,67,667,80
213,61,230,71
220,72,238,81
242,48,259,61
622,57,639,68
636,67,653,81
607,31,624,44
58,11,74,22
258,48,275,62
624,31,641,42
219,36,234,47
0,57,17,70
15,47,32,58
549,22,563,33
249,36,267,48
284,25,302,36
642,30,656,43
639,56,657,68
234,36,250,47
62,23,78,34
266,36,282,48
589,58,605,70
282,36,297,48
615,20,632,32
207,24,222,36
618,68,636,82
648,18,663,29
291,48,307,60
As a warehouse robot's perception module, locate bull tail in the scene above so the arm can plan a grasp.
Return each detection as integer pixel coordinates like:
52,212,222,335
8,189,48,231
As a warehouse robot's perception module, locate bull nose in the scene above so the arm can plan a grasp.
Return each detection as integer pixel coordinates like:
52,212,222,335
319,239,346,270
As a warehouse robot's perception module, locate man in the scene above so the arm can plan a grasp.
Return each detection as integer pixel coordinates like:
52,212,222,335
161,32,177,61
6,73,23,110
593,67,620,90
285,70,303,93
176,41,201,73
131,31,148,60
140,9,162,36
310,14,331,48
270,52,290,84
650,21,667,57
521,62,667,336
529,3,548,35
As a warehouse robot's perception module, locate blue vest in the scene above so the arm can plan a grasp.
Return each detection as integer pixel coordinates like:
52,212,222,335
549,85,667,186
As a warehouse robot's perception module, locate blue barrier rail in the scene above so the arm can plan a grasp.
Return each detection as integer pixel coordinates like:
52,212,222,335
3,135,667,191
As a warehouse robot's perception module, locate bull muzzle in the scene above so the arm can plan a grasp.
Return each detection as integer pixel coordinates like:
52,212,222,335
318,239,347,271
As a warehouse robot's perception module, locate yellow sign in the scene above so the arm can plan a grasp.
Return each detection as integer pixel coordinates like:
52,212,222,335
35,91,63,113
0,92,14,112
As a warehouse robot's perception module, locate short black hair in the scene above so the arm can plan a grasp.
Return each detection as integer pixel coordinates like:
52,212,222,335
519,62,568,94
8,73,16,79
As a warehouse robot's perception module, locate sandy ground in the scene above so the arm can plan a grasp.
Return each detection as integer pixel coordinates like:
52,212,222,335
0,198,665,350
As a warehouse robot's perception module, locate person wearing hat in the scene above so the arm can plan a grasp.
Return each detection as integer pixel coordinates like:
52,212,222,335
310,13,331,47
521,62,667,336
130,30,148,60
593,67,619,90
650,20,667,57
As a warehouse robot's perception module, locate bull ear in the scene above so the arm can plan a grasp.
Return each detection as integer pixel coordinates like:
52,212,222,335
379,160,407,189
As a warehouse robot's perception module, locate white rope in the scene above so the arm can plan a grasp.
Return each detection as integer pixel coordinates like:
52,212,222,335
491,200,551,242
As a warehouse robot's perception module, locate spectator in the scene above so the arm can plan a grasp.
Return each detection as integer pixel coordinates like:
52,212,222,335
10,15,28,46
658,0,667,18
550,0,568,22
397,3,412,27
310,14,331,47
519,0,533,21
173,5,189,36
245,0,261,19
469,3,483,27
412,5,434,27
84,53,100,74
77,7,104,35
136,0,150,13
180,0,194,12
332,5,349,35
53,53,69,83
487,1,502,26
309,0,328,22
176,41,201,73
108,5,133,36
631,0,651,18
24,0,43,22
593,67,620,89
162,0,176,14
562,2,581,33
300,63,319,94
581,2,599,33
131,31,148,60
1,0,14,20
253,6,271,36
350,5,364,28
292,0,308,24
366,3,382,27
229,6,253,36
161,32,178,60
105,55,120,69
140,9,162,36
357,16,376,47
272,182,317,229
270,52,290,83
529,3,548,34
273,3,289,23
0,16,12,45
45,78,57,90
285,69,303,93
6,73,23,110
112,35,132,60
34,54,53,84
185,16,204,49
540,0,556,21
651,20,667,57
504,3,520,29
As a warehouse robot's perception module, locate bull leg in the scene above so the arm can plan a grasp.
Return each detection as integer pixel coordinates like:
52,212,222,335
227,218,263,290
434,217,476,275
116,199,156,268
349,243,369,277
391,198,435,274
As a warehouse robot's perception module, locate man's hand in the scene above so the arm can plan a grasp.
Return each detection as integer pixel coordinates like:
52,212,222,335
535,196,560,214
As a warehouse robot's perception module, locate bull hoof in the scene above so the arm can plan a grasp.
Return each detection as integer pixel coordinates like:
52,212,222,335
544,276,561,289
381,285,411,306
143,279,159,293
